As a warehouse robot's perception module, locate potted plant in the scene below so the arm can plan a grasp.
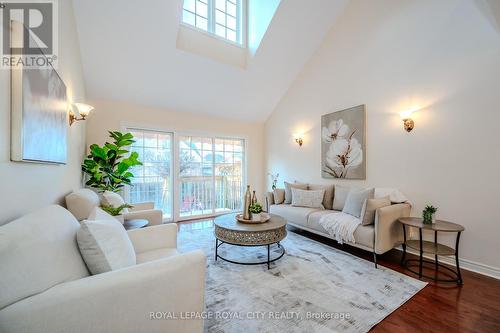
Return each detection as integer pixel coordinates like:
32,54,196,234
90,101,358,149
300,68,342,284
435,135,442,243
422,205,438,224
249,203,263,221
100,204,133,217
82,131,142,192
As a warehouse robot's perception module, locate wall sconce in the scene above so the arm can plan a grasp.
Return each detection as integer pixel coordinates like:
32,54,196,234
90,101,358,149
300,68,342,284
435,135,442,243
69,103,94,126
294,134,304,147
400,110,415,132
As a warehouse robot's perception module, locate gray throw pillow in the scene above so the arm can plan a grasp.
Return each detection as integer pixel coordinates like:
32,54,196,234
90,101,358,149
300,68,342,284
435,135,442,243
77,219,136,275
284,181,308,204
332,185,352,211
343,188,375,218
308,184,334,210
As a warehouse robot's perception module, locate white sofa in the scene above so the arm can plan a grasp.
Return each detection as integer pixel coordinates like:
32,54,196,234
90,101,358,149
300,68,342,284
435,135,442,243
266,186,411,267
0,205,206,333
65,188,164,226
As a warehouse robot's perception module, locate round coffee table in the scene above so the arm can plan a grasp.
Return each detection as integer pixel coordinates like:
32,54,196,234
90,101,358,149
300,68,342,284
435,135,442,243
399,217,465,284
214,213,287,269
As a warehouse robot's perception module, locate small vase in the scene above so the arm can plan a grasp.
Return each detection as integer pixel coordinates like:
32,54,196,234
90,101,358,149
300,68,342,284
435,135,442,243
251,213,261,221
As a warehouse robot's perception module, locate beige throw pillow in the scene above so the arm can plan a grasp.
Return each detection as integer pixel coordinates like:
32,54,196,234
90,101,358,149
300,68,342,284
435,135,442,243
360,196,391,225
284,181,308,204
273,188,285,204
308,184,334,210
291,188,325,209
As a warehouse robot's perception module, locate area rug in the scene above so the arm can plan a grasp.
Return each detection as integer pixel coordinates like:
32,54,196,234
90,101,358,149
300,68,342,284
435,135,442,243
178,225,426,333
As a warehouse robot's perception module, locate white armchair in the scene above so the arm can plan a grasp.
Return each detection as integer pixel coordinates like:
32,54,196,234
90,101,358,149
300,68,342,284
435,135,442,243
65,189,163,226
0,205,206,333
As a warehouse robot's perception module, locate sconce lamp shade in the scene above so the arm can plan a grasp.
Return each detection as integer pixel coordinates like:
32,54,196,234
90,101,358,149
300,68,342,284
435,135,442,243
69,103,95,126
73,103,95,117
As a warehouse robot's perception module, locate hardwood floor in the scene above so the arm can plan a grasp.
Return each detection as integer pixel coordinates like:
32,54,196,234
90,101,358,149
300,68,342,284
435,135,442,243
178,218,500,333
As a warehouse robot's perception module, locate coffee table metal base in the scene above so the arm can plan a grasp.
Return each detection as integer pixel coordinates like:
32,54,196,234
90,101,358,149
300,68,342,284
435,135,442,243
215,239,285,269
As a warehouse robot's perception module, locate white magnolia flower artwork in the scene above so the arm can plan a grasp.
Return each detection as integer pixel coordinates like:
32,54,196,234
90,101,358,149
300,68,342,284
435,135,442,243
321,105,366,179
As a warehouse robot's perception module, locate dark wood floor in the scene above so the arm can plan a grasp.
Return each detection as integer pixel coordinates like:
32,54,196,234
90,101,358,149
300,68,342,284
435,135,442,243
179,219,500,333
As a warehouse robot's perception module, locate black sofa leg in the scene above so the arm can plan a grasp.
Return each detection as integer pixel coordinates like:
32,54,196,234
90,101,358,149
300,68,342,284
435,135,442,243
373,252,378,268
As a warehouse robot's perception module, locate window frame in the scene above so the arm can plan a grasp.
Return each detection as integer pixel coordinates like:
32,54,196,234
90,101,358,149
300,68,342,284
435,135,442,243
181,0,246,47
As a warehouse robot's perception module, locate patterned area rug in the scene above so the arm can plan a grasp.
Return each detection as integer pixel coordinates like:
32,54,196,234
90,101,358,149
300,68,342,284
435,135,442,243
178,225,426,333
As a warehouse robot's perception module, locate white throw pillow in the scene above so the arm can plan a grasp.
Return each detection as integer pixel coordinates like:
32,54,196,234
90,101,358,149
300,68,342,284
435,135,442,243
291,188,325,209
102,191,129,213
343,188,375,218
77,219,136,275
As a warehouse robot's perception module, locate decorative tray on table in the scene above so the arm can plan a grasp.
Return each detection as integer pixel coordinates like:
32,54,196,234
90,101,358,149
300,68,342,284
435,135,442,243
236,213,271,224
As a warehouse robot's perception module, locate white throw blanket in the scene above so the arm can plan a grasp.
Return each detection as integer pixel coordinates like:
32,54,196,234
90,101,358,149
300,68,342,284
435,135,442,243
319,212,361,244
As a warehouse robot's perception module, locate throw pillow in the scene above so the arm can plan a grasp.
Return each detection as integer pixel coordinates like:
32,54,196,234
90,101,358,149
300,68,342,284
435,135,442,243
77,219,136,275
102,191,129,213
291,188,325,209
284,181,308,204
273,188,285,204
360,197,391,225
342,188,375,218
308,184,334,210
332,185,352,211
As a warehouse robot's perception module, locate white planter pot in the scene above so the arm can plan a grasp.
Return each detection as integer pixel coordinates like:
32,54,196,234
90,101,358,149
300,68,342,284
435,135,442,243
251,213,261,221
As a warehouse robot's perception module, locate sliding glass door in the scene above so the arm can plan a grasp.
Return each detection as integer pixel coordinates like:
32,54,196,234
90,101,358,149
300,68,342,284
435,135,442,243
125,128,245,221
178,136,214,218
214,138,244,213
127,129,173,220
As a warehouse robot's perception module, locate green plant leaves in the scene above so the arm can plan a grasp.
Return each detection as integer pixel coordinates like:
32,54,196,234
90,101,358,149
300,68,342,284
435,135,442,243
82,131,142,192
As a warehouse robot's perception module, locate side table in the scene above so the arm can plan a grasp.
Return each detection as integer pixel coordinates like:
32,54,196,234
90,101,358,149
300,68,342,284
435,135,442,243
123,219,149,230
399,217,465,285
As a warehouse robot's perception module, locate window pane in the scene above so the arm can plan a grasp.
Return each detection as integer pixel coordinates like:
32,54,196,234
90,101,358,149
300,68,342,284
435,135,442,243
215,10,225,25
215,24,225,37
215,0,225,11
227,29,236,42
183,0,195,12
196,0,207,18
227,15,236,30
227,1,236,17
182,10,195,26
196,16,208,30
127,130,173,220
179,135,214,218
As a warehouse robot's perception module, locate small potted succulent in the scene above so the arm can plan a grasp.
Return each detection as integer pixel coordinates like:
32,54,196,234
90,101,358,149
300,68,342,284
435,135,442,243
422,205,438,224
249,203,263,221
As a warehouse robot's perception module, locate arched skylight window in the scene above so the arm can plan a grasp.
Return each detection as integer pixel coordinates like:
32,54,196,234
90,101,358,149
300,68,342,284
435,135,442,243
182,0,244,45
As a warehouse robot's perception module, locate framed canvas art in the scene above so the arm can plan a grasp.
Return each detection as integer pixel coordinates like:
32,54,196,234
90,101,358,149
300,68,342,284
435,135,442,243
10,21,68,164
321,105,366,179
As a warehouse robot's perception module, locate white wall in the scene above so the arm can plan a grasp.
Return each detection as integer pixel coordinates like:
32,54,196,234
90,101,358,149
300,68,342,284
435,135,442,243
0,0,87,225
265,0,500,273
86,99,265,220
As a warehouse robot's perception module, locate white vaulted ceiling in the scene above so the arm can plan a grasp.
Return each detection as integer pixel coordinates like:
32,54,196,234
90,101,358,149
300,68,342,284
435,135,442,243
72,0,349,121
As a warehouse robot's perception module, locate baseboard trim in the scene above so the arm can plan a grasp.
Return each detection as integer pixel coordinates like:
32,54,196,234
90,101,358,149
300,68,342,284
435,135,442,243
397,247,500,280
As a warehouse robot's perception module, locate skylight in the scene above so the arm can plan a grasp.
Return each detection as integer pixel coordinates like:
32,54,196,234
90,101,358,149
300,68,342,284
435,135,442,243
182,0,243,45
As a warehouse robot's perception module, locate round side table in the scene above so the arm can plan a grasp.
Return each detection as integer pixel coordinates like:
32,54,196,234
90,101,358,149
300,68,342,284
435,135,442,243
399,217,465,285
123,219,149,230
